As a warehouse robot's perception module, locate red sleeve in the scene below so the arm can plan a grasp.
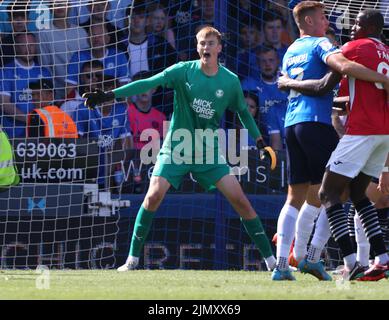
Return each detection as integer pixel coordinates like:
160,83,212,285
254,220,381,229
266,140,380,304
341,39,374,68
338,77,349,97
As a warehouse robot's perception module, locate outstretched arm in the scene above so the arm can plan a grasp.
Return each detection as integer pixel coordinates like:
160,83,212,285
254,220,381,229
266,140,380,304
83,71,168,109
278,70,342,96
326,52,389,101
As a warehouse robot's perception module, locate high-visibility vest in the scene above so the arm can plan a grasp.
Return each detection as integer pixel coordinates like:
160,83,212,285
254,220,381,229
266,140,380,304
28,106,78,138
0,129,20,187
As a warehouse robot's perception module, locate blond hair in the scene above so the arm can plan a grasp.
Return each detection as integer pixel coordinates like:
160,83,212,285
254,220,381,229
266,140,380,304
196,26,222,44
293,1,325,27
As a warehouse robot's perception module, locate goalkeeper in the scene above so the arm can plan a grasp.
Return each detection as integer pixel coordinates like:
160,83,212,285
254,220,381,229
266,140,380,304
83,26,277,271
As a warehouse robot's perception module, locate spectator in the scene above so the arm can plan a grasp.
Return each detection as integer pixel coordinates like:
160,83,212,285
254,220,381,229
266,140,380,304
236,23,262,79
79,0,125,49
27,79,78,138
75,75,133,189
147,3,176,50
241,46,288,146
0,33,51,138
235,91,259,148
325,27,340,47
61,60,104,120
66,22,129,92
127,70,166,151
122,4,177,77
0,2,29,67
176,0,216,61
36,0,89,102
262,11,289,62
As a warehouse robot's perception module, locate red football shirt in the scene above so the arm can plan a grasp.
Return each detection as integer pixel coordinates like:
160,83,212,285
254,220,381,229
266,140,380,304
341,38,389,135
128,103,166,150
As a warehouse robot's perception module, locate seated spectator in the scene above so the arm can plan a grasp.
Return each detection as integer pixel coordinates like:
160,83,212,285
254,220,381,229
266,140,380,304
75,75,133,189
27,79,78,138
235,91,259,148
0,2,29,67
176,0,216,61
265,0,298,45
79,0,125,49
262,11,289,62
241,46,288,145
122,4,177,77
127,71,166,151
61,60,104,120
147,3,176,50
236,23,262,79
36,0,89,102
0,33,52,138
66,22,129,92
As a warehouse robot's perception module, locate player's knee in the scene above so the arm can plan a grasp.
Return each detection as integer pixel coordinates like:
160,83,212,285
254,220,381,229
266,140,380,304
318,187,330,205
145,190,165,208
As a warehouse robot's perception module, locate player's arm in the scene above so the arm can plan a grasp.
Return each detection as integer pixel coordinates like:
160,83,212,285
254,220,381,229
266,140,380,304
378,154,389,195
82,72,168,109
326,52,389,99
0,94,27,123
278,70,342,96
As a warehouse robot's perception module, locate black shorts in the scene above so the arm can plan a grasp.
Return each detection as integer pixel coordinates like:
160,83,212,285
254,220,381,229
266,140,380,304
371,176,379,184
285,122,339,185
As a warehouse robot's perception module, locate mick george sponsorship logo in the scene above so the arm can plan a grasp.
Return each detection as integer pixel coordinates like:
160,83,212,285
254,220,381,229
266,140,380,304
191,98,215,119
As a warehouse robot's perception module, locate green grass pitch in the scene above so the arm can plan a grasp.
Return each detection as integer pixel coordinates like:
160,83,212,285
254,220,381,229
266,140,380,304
1,270,389,299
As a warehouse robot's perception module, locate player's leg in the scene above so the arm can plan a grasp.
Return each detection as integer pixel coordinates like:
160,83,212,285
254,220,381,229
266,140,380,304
118,176,171,271
349,172,389,279
215,174,276,271
294,184,322,262
319,169,362,279
271,124,311,279
354,213,370,269
321,135,388,280
367,178,389,248
292,123,338,280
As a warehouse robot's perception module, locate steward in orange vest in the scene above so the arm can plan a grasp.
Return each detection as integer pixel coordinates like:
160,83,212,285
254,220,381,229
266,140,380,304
27,79,78,138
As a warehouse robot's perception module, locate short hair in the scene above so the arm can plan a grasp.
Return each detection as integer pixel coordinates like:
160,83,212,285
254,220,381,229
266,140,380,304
255,45,278,57
7,3,29,19
132,70,152,81
293,1,325,27
29,79,54,91
326,27,336,37
360,9,384,34
14,32,36,42
126,2,146,17
196,26,222,44
243,91,258,108
263,10,284,24
81,60,104,71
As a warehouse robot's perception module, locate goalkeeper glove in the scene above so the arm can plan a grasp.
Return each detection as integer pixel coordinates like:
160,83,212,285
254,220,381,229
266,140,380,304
82,89,115,109
257,138,277,170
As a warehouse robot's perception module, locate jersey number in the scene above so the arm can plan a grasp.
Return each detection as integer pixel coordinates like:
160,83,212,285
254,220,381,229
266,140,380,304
375,62,389,89
288,69,304,100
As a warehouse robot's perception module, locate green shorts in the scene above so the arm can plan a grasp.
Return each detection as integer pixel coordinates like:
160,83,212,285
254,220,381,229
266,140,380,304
152,154,231,191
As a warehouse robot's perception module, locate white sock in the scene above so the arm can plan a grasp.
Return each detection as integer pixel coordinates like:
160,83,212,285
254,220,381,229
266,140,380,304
264,255,276,271
126,256,139,266
354,214,370,267
276,204,299,270
309,207,332,263
294,202,322,261
375,253,389,265
344,253,357,271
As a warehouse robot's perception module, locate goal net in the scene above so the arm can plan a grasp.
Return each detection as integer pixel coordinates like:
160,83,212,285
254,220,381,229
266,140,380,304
0,0,386,270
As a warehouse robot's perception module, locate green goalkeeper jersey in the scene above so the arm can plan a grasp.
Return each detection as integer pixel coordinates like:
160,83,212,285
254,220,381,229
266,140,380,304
114,60,261,164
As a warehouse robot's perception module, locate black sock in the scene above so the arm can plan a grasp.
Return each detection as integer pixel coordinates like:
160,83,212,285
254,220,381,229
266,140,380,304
355,198,386,256
327,203,355,257
377,207,389,243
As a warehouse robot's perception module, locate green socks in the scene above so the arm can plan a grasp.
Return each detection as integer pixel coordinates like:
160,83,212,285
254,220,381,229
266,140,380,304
129,205,155,257
241,216,273,258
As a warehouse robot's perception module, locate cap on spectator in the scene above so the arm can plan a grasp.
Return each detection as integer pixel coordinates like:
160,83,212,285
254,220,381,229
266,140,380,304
29,79,54,91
